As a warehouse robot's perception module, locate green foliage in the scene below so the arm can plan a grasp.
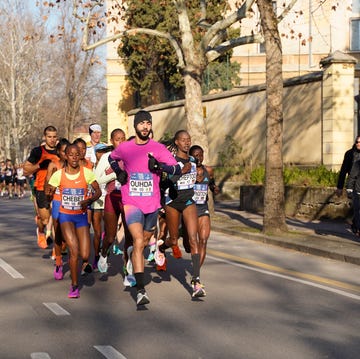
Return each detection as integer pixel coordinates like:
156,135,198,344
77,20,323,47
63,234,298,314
202,59,241,94
249,165,338,187
118,1,237,105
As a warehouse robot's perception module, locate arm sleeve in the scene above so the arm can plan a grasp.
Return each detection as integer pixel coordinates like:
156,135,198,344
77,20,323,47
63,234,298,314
108,153,124,177
94,154,116,185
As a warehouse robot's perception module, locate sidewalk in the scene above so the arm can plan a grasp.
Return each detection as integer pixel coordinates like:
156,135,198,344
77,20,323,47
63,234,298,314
212,200,360,266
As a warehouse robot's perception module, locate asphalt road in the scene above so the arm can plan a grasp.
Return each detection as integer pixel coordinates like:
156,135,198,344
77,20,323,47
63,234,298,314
1,196,360,359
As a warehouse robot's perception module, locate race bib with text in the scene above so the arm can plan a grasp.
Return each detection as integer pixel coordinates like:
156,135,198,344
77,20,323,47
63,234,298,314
129,172,154,197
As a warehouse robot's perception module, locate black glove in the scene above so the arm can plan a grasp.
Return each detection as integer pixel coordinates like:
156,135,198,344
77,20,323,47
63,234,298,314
39,159,52,169
117,170,128,185
148,153,161,172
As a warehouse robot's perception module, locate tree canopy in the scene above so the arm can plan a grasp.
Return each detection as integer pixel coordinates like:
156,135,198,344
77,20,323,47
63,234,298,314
118,0,240,106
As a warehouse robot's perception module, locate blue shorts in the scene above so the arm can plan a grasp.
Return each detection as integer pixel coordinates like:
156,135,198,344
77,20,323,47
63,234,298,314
58,212,88,228
51,200,61,220
124,204,158,232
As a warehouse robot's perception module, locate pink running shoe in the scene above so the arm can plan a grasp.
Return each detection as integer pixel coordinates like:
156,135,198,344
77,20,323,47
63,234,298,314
68,285,80,298
154,239,165,266
53,265,63,280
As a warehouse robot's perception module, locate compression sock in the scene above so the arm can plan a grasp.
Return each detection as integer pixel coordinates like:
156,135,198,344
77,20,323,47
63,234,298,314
191,253,201,279
134,272,145,290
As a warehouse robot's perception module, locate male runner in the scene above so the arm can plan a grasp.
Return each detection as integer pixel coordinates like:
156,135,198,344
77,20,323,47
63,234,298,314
23,126,58,248
104,110,190,306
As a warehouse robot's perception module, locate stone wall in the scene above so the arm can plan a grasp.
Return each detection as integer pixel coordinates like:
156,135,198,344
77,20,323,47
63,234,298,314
239,185,351,220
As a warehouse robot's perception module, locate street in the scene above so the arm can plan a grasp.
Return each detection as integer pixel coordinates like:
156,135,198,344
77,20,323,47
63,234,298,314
1,197,360,359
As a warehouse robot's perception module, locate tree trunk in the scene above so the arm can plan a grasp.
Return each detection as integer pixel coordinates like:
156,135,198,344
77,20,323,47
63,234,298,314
183,70,209,161
257,0,287,234
175,0,209,161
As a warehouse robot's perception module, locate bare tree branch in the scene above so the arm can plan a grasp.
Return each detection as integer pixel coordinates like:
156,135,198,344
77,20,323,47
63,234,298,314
206,33,263,62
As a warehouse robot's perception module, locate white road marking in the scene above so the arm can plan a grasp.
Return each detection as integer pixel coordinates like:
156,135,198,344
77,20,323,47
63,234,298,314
30,353,51,359
94,345,127,359
207,255,360,301
0,257,24,278
43,302,70,316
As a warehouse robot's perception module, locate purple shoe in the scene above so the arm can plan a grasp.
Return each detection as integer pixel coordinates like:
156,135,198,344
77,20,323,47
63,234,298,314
68,285,80,298
53,265,63,280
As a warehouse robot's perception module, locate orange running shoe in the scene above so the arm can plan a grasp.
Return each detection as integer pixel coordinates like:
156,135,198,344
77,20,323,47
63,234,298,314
36,229,48,249
172,244,182,259
156,258,167,272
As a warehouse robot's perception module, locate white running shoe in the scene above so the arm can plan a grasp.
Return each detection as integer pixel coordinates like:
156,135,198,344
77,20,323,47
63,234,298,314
136,289,150,305
154,240,165,266
126,246,133,275
123,274,137,287
97,254,108,273
147,242,156,262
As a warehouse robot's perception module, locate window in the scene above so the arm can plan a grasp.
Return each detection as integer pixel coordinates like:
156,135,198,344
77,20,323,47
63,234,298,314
350,18,360,51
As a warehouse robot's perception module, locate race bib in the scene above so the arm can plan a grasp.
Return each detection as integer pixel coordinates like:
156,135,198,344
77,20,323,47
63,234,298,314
177,163,197,190
129,172,154,197
193,184,208,204
61,188,85,210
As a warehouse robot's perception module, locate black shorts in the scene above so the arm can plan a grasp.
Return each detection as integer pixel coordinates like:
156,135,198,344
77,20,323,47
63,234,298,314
5,176,14,185
17,179,26,187
196,203,210,217
166,189,195,212
35,190,51,209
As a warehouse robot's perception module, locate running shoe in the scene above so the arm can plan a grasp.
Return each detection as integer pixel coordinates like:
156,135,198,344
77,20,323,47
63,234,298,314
123,274,137,287
126,246,134,276
68,285,80,299
156,258,167,272
53,265,63,280
191,278,206,298
136,289,150,305
172,244,183,259
97,254,108,273
147,242,156,262
36,228,48,249
81,262,93,276
112,243,123,255
154,239,165,266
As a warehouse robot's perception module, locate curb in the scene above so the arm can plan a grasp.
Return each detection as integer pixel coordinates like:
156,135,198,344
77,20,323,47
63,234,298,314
211,222,360,266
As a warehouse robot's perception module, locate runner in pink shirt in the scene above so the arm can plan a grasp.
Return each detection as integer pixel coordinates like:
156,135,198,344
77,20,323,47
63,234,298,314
103,110,190,306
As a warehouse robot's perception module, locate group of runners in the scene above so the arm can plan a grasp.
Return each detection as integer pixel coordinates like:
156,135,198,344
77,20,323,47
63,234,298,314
23,110,219,306
0,159,27,198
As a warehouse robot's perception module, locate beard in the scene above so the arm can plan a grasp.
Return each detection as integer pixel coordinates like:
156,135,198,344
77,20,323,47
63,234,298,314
135,128,150,141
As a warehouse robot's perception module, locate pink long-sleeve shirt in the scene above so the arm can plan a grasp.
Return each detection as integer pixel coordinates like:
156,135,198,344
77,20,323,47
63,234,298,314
110,138,177,214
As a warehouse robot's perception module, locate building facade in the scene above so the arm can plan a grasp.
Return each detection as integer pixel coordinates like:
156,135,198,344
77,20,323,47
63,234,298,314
105,1,360,145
